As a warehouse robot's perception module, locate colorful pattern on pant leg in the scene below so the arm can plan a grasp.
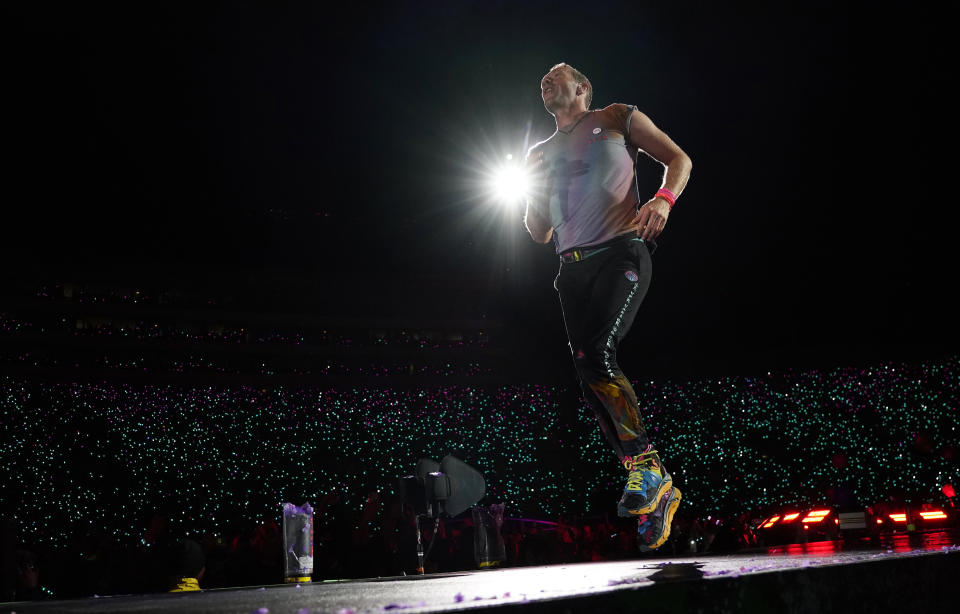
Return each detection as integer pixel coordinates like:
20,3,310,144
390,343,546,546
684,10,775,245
588,375,644,443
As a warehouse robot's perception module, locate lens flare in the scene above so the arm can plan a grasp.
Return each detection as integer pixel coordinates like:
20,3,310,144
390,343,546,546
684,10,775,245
491,162,530,203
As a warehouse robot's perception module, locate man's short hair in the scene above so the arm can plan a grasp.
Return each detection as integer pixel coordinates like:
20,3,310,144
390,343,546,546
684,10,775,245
550,62,593,109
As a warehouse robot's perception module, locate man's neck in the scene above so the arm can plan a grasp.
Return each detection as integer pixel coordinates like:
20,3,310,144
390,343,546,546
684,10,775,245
554,106,589,132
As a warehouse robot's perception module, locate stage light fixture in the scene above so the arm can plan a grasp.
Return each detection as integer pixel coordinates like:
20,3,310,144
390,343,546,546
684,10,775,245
837,512,867,530
801,509,831,523
399,455,486,519
398,454,486,574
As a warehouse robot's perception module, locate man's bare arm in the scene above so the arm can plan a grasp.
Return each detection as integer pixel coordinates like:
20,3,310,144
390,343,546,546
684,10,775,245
523,150,554,243
524,204,553,243
628,110,693,241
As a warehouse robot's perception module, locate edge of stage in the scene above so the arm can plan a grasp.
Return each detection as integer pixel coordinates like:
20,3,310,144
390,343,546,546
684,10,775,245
7,542,960,614
5,539,959,614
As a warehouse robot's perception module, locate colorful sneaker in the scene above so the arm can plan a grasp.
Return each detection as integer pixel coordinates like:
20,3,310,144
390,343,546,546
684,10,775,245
617,446,672,517
636,486,682,552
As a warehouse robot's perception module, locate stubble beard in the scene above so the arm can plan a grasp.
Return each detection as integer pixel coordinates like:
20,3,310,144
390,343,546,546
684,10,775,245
543,94,564,115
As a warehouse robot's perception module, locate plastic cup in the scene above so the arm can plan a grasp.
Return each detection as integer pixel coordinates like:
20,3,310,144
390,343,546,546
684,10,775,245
282,502,314,583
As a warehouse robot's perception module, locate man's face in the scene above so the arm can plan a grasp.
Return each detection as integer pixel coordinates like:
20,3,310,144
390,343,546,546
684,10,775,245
541,66,579,113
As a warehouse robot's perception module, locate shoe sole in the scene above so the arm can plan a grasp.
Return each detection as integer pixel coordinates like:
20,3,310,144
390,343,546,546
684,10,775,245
618,473,673,517
638,486,682,552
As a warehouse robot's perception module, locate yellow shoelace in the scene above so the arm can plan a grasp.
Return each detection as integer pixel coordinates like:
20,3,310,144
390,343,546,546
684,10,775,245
624,450,659,490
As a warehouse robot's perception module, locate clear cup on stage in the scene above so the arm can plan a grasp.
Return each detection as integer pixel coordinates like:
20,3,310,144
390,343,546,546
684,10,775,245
282,502,314,583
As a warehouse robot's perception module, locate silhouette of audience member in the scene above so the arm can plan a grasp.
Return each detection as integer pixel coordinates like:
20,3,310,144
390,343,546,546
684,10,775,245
224,521,260,587
250,520,283,584
15,549,44,601
167,539,205,592
75,525,116,597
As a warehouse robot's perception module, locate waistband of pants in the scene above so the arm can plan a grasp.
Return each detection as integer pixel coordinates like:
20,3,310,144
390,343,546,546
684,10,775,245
559,233,640,263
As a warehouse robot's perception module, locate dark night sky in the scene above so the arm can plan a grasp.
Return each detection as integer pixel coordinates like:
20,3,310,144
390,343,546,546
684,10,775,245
3,1,956,376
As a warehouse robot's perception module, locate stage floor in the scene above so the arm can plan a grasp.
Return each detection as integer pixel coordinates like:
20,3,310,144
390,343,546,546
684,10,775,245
6,535,960,614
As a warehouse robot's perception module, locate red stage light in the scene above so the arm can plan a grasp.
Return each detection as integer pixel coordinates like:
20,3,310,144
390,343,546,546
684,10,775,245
919,511,948,520
782,512,800,522
801,509,831,523
888,513,907,522
762,515,781,528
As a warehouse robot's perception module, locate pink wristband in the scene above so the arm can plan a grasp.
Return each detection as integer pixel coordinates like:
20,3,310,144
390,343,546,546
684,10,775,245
655,188,677,208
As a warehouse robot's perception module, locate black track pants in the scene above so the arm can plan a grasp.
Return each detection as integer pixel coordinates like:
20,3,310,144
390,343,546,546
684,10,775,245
556,238,653,460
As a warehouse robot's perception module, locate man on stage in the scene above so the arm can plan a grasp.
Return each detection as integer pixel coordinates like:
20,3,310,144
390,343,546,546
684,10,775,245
524,63,692,551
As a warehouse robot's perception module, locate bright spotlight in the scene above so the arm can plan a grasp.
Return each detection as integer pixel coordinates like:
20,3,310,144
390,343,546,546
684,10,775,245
491,162,530,203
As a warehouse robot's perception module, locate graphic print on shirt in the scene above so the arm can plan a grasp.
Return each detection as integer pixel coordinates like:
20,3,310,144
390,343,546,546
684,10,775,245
549,156,591,231
528,104,641,252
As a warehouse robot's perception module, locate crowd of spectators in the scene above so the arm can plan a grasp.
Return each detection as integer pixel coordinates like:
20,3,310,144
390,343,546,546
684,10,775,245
1,310,491,350
1,309,497,380
1,350,493,379
2,350,957,602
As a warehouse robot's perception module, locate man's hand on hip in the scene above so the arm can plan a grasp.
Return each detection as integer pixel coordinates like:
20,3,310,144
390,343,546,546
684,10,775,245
633,198,670,241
